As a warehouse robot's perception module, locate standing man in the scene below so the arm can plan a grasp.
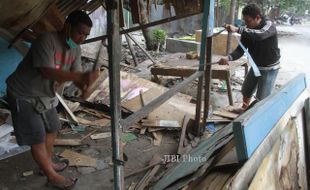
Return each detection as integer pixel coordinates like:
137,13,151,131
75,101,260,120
6,10,98,189
219,3,280,112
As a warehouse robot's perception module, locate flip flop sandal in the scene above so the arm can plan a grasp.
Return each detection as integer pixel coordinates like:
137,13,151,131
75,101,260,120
39,159,69,175
46,177,78,190
54,159,69,172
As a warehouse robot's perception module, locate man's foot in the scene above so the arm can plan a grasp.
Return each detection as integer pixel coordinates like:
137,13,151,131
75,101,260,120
46,176,78,190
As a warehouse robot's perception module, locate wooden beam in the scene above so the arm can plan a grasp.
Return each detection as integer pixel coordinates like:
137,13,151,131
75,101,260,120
150,67,195,77
84,11,203,44
121,71,203,129
126,33,157,66
124,34,138,66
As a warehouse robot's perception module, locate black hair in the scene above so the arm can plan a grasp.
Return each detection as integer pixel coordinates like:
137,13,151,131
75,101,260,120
65,10,93,27
242,3,262,19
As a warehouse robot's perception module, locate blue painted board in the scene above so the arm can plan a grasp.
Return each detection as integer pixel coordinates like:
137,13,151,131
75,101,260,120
233,74,307,162
0,38,23,96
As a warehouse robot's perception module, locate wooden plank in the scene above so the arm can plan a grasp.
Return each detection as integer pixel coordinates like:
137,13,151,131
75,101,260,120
213,110,237,119
80,108,111,119
229,89,309,189
77,117,110,127
60,150,97,167
90,132,111,140
142,119,180,128
248,120,299,189
152,132,163,146
80,129,97,141
56,93,79,124
207,117,231,123
121,71,203,129
151,67,195,77
54,139,82,146
233,74,307,162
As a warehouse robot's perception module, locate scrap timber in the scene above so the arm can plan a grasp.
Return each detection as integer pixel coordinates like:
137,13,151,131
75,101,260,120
151,74,309,190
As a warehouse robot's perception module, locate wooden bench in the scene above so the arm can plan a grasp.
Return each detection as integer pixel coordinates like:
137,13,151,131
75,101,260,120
151,60,248,105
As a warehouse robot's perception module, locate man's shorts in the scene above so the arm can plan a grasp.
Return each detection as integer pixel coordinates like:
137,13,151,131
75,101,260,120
7,94,61,146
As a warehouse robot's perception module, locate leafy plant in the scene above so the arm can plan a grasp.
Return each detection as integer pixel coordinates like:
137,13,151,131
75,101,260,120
153,28,167,44
152,28,167,52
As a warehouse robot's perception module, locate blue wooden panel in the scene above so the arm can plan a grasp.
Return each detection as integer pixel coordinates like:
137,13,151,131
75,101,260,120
233,74,307,162
0,38,23,96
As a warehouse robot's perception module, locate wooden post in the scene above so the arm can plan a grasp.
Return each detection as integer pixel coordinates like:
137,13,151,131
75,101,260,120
107,0,124,189
194,0,212,136
226,0,237,55
202,37,213,132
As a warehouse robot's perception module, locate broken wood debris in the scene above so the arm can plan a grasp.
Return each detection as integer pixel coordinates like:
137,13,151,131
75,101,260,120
60,149,97,167
213,110,238,119
90,132,111,140
141,119,180,128
152,131,163,146
177,114,191,155
54,139,82,146
133,155,162,190
56,93,79,124
125,155,163,179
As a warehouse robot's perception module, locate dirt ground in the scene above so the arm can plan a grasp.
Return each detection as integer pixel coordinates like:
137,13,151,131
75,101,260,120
0,24,309,190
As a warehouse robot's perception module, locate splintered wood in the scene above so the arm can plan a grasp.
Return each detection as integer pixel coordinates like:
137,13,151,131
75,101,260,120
142,119,180,128
54,139,82,146
60,150,97,167
122,87,195,125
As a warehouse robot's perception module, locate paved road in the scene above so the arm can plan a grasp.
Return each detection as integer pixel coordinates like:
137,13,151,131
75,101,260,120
277,24,310,86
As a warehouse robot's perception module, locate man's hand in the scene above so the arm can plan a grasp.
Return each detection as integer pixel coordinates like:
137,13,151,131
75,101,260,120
74,70,100,91
223,24,239,33
80,70,100,99
218,57,229,65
